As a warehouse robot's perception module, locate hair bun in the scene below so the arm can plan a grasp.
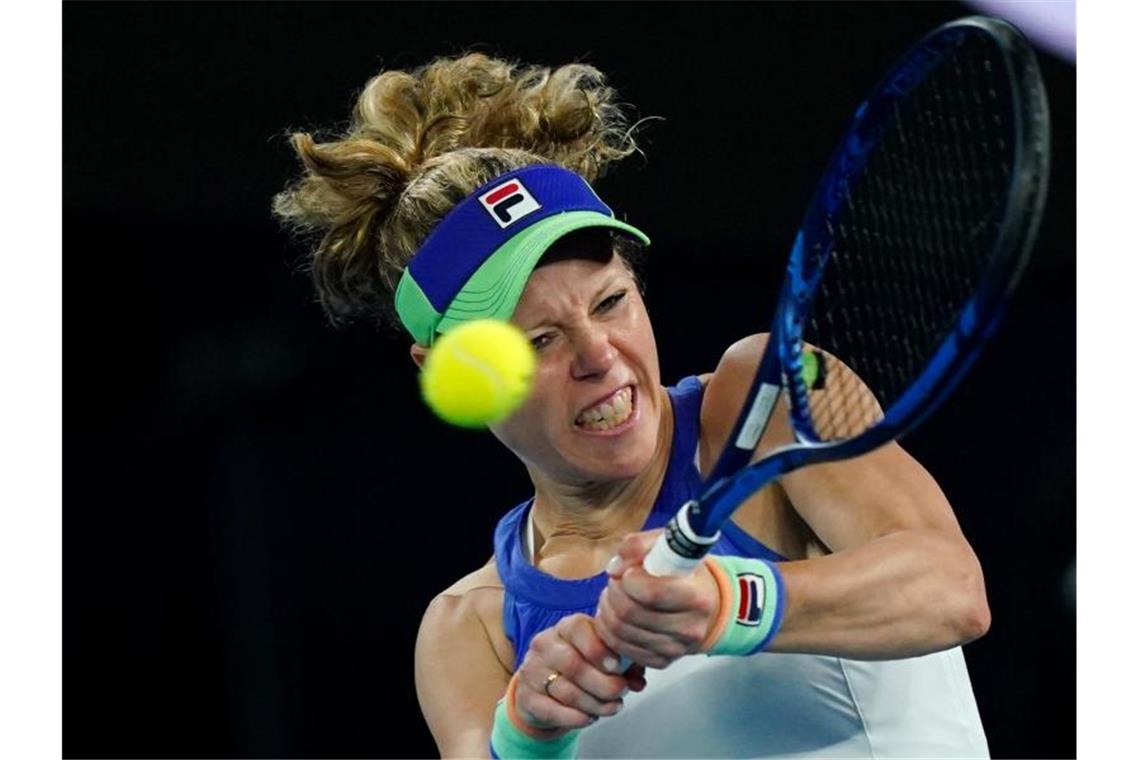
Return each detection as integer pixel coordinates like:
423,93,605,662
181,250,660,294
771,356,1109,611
355,54,638,182
273,53,647,328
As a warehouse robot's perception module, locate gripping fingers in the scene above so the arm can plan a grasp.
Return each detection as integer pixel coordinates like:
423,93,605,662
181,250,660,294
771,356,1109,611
618,564,716,617
514,682,599,730
595,609,682,669
598,582,706,658
543,670,624,719
516,614,627,729
552,615,631,700
514,654,601,730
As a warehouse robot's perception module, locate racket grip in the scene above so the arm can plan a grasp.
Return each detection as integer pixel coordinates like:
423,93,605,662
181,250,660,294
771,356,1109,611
615,502,720,673
643,532,704,576
643,501,721,577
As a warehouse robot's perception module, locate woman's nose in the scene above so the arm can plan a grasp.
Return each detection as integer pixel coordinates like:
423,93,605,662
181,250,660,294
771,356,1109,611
570,327,617,379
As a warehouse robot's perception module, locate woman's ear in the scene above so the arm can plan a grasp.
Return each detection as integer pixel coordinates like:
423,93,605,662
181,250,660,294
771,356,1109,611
409,343,429,369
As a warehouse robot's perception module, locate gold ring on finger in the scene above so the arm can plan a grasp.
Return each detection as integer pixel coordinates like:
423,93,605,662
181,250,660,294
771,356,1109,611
543,671,561,697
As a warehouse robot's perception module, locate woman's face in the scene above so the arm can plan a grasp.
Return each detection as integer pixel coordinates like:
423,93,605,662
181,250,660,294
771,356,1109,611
490,249,662,487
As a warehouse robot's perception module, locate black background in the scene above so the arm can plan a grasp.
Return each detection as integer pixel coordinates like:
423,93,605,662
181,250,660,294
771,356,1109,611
65,2,1075,757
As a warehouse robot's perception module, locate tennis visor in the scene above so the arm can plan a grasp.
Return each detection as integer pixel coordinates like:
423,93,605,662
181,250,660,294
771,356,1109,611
394,165,650,345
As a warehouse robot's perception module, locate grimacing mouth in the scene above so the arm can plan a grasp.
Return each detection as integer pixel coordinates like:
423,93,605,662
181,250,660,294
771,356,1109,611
574,385,636,430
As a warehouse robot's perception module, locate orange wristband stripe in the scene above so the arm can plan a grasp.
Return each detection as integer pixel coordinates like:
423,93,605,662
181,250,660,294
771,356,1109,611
698,555,735,652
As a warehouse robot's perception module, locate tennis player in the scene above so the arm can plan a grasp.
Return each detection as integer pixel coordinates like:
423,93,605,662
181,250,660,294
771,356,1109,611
274,55,992,758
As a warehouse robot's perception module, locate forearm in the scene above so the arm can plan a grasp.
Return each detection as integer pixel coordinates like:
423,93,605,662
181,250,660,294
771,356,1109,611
437,729,493,759
769,528,990,659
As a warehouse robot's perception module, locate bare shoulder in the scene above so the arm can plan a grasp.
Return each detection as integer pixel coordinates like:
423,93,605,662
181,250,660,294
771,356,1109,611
439,557,503,597
706,333,771,398
696,334,825,559
425,559,514,673
698,333,774,468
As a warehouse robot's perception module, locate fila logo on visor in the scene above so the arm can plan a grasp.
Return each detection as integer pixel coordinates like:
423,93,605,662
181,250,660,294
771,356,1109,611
736,573,767,626
479,178,542,228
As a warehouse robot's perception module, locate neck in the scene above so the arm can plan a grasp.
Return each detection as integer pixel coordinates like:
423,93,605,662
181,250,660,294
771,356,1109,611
526,385,674,578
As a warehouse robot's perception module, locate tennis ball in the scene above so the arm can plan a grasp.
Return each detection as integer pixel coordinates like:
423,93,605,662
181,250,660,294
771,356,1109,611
420,319,537,429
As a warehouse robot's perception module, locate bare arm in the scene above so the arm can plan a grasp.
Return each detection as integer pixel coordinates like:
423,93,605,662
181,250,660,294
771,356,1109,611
597,334,990,665
416,570,641,756
414,589,511,758
704,334,991,658
771,448,990,658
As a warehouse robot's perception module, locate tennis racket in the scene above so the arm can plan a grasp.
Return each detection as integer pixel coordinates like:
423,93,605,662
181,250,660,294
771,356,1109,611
642,15,1051,577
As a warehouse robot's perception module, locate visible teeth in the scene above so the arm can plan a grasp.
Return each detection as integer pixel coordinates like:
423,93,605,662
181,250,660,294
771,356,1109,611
614,392,629,416
577,387,634,429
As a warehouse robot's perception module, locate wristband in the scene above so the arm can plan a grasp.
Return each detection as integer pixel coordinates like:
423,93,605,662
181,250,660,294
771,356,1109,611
489,673,581,759
699,554,786,656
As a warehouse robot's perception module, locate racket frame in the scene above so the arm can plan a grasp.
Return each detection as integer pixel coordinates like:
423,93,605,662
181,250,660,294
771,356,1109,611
654,15,1050,567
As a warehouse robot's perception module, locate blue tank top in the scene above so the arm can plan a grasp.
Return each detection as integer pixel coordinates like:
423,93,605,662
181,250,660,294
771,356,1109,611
493,375,786,669
490,376,990,758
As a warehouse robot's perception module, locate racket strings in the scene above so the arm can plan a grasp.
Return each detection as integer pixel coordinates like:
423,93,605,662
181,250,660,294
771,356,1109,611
802,35,1014,442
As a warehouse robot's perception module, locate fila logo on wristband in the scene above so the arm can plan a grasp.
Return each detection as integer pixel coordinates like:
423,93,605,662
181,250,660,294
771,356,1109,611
736,573,767,626
479,178,542,228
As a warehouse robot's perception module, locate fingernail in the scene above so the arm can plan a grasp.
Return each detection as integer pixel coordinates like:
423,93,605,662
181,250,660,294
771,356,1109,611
606,555,623,575
613,700,623,714
603,656,619,673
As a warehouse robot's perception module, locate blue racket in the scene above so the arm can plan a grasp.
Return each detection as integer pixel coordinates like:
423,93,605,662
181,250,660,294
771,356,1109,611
643,15,1051,576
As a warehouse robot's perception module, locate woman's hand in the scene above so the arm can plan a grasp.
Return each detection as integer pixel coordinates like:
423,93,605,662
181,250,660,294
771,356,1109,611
514,613,647,733
594,530,721,669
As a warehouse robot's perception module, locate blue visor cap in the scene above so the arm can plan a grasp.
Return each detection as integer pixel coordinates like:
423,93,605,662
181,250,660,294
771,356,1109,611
394,165,651,345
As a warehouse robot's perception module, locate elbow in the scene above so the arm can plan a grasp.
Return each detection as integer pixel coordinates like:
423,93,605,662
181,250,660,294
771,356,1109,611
955,593,991,644
947,549,991,645
912,529,991,647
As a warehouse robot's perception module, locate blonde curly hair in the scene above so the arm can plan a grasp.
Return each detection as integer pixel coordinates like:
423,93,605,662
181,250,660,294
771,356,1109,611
272,53,644,327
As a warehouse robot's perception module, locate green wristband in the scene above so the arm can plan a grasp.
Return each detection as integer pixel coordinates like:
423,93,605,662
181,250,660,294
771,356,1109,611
704,555,786,656
490,699,580,759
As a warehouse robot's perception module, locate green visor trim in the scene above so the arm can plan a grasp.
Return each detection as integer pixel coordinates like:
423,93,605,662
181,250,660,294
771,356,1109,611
396,210,650,346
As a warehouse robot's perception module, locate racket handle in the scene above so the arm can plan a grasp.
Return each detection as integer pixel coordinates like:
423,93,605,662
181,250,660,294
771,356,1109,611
615,502,720,673
643,532,704,576
643,501,721,577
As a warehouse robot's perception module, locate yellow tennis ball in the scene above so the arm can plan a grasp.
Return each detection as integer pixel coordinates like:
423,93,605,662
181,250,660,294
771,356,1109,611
420,319,537,429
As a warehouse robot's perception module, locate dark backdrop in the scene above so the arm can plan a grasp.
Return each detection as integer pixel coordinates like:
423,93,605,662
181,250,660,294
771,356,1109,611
65,2,1075,757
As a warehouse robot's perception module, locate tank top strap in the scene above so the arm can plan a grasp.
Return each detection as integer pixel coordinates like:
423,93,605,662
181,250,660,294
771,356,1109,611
494,498,609,610
644,375,706,527
494,376,708,595
493,376,727,667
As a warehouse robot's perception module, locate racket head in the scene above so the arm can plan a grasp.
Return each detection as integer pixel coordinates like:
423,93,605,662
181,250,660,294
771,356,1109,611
777,15,1051,450
686,16,1050,541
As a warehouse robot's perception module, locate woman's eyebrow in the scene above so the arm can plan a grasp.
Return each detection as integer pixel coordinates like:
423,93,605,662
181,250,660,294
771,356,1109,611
518,315,556,332
518,274,626,329
591,274,623,303
516,302,562,331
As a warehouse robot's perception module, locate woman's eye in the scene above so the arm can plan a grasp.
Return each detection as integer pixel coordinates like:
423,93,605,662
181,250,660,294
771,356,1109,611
597,291,626,313
531,333,554,351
